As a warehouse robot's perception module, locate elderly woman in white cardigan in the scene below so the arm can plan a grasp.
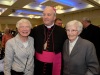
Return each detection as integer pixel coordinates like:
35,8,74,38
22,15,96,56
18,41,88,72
4,19,35,75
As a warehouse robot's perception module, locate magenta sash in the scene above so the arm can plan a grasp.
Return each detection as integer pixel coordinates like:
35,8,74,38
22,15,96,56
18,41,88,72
36,51,61,75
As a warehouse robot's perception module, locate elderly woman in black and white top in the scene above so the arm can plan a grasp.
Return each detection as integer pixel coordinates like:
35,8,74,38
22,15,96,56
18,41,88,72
4,19,35,75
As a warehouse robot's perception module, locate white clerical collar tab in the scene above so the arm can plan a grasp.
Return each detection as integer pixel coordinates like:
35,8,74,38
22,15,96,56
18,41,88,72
45,23,54,28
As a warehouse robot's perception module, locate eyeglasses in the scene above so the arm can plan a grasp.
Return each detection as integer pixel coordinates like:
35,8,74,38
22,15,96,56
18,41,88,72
19,26,30,29
66,29,78,32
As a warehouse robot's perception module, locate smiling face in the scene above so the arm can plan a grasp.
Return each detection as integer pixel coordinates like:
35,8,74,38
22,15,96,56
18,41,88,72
65,20,83,42
17,22,31,37
42,6,56,26
66,25,79,42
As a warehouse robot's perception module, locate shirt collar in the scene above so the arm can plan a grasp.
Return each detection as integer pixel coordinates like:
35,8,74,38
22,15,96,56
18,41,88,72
69,36,79,47
45,23,54,28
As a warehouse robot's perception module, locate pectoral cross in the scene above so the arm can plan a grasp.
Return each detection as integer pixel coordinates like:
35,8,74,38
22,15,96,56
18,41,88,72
44,41,47,50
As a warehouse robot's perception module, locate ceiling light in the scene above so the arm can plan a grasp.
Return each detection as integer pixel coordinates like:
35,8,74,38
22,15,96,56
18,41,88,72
56,10,64,14
93,0,100,4
0,12,2,15
28,15,34,19
0,0,17,6
54,5,64,14
0,8,7,15
55,5,63,10
34,16,41,18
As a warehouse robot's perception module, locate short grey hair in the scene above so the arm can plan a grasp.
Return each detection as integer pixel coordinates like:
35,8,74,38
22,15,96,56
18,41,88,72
65,20,83,34
82,17,91,23
43,6,56,16
16,18,32,28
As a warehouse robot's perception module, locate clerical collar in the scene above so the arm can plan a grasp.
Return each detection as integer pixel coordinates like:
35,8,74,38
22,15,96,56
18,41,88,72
45,23,54,28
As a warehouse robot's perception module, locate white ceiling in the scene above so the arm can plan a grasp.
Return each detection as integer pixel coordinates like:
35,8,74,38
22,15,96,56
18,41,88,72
0,0,100,19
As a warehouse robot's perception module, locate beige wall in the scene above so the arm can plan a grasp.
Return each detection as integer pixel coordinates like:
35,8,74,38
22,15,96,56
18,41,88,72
0,17,43,31
58,9,100,27
0,24,16,32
